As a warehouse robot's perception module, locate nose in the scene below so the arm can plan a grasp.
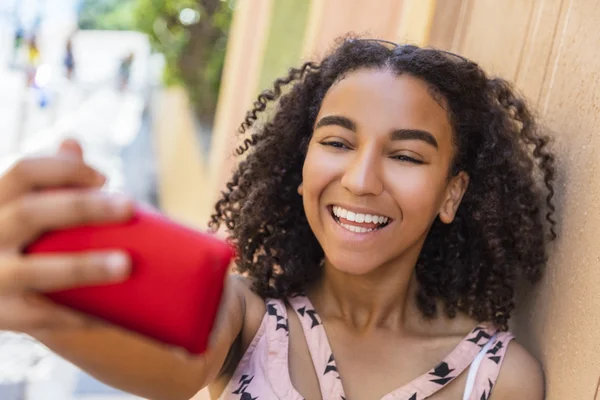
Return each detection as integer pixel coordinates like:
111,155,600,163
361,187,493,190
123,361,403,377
340,148,384,196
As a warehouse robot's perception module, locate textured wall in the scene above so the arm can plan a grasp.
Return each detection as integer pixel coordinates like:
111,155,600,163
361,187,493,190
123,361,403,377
154,87,209,228
303,0,405,58
431,0,600,398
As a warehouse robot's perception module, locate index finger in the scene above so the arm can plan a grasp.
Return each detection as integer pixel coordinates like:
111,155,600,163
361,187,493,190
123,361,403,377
0,189,133,248
0,252,130,293
0,157,106,204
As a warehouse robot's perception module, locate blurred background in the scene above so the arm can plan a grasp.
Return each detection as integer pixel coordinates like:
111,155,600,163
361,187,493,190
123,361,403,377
0,0,598,399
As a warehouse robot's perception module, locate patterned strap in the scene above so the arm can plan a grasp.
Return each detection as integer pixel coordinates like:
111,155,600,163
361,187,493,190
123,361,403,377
288,295,347,400
264,299,304,400
381,326,499,400
463,334,498,399
465,332,514,400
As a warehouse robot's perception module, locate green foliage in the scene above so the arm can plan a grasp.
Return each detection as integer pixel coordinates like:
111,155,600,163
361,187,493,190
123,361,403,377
134,0,234,125
80,0,233,124
79,0,137,31
134,0,193,86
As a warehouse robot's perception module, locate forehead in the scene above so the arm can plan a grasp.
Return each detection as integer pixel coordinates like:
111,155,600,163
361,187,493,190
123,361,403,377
318,69,453,142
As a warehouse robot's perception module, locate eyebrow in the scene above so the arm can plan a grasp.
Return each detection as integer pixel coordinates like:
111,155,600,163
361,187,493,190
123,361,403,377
391,129,438,149
314,115,439,149
315,115,356,131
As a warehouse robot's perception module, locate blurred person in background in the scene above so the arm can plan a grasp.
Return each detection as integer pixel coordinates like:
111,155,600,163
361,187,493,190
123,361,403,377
11,25,25,68
118,52,134,92
64,36,75,81
26,34,41,87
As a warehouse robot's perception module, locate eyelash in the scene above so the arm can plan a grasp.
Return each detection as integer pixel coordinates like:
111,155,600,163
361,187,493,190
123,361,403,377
321,141,348,149
320,141,424,164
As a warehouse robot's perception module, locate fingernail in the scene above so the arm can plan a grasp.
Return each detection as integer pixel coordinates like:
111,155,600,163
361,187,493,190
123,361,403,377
109,195,131,214
59,149,79,160
94,171,107,185
105,253,130,279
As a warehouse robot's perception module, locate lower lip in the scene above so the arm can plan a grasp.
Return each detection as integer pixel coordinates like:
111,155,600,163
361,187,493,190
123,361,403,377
327,209,389,242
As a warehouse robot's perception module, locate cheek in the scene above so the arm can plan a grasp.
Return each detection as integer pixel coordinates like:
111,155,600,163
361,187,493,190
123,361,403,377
301,144,346,233
301,146,327,217
384,167,447,219
302,144,340,197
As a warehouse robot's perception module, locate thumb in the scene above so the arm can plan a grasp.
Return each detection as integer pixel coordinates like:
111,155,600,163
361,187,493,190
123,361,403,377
57,139,84,161
56,139,106,188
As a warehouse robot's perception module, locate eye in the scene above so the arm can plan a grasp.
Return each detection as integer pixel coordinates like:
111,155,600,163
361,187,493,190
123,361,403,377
391,154,424,164
320,140,351,150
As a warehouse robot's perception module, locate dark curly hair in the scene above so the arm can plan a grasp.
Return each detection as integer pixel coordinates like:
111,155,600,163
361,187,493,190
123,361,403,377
209,37,557,330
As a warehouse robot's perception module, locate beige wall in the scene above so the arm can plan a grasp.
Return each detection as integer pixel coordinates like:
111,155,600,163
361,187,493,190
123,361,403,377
303,0,404,58
430,0,600,398
303,0,437,58
153,87,209,228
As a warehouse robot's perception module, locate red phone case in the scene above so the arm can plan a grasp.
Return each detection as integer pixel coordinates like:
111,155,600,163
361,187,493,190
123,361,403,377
25,207,234,354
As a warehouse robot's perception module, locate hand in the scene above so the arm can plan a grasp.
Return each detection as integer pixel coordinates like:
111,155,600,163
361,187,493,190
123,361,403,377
0,140,134,334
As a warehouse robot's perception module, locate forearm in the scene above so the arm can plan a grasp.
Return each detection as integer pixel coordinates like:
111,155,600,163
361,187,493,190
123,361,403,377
28,277,247,400
32,325,207,400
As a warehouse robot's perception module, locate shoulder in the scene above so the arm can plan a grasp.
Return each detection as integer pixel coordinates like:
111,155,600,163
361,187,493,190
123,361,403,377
228,274,266,315
490,339,544,400
227,274,267,344
210,275,266,379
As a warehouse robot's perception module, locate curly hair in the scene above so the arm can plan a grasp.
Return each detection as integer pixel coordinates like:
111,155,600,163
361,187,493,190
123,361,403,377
209,37,556,330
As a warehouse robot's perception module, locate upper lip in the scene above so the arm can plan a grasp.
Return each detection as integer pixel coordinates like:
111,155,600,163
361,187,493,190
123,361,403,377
329,203,393,220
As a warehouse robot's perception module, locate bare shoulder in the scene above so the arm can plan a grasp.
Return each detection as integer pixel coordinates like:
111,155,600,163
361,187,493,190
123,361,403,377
206,274,266,391
228,274,266,315
227,274,266,343
490,340,545,400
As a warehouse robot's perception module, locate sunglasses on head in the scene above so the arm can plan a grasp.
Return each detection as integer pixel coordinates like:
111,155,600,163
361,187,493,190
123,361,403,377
349,38,472,64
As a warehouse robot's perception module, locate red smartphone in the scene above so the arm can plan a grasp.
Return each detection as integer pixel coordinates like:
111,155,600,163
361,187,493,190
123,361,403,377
25,207,234,355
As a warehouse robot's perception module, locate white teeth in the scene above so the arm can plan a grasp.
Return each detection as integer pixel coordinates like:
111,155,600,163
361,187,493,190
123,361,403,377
339,223,372,233
332,206,389,225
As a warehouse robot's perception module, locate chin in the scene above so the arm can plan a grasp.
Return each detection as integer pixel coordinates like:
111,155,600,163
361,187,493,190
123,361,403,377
325,252,382,276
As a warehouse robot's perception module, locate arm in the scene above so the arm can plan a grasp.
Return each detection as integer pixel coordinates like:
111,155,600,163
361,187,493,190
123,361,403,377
31,274,248,400
490,341,545,400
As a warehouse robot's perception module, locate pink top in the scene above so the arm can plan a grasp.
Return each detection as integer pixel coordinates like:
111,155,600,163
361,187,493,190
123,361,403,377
219,295,513,400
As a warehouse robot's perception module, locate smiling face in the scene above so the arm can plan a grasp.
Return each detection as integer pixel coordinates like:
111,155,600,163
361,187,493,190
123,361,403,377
301,69,468,275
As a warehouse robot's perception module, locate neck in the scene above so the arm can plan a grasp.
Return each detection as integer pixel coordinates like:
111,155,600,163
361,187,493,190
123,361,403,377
309,248,424,334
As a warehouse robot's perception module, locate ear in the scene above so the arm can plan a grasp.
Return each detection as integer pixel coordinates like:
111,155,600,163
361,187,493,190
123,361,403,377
297,182,304,196
439,171,469,224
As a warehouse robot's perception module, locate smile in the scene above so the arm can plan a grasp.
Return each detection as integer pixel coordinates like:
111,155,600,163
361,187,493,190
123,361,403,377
329,205,392,233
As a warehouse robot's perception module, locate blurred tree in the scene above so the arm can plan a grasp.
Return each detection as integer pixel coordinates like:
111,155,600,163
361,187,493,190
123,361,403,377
79,0,137,31
134,0,234,128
